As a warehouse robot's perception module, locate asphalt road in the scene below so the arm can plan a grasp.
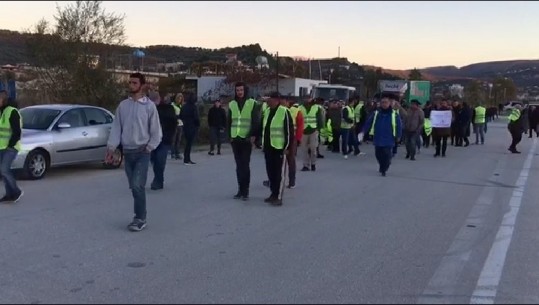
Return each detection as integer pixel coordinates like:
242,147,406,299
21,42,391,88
1,118,538,304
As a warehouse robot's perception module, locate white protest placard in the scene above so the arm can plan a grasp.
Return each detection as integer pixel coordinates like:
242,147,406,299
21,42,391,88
430,110,452,128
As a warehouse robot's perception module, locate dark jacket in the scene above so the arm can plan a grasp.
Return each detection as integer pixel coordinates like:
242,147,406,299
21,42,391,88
327,107,342,129
179,100,200,136
156,103,178,146
208,105,227,129
363,107,403,147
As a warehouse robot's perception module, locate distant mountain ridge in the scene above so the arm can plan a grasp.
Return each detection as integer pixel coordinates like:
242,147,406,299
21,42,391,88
0,29,537,88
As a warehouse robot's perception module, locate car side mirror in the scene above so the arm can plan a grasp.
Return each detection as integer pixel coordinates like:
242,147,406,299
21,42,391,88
57,123,71,129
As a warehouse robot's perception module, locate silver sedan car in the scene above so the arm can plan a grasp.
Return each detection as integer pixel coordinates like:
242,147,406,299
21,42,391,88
13,104,123,180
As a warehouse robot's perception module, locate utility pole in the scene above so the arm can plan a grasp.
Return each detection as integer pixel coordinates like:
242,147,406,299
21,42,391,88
276,52,279,92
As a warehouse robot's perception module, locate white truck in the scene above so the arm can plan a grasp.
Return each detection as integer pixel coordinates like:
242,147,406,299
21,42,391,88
310,84,357,101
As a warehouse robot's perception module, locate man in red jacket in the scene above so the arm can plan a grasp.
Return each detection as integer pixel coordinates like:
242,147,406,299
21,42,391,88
284,98,303,188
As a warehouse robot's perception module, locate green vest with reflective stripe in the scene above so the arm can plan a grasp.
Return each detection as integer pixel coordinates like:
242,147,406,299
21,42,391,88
369,110,397,137
261,102,268,113
229,99,256,139
172,104,181,124
289,106,299,132
508,108,520,122
341,106,354,129
299,105,319,129
354,103,364,123
262,106,287,149
320,119,333,143
424,118,432,136
0,106,21,151
474,106,486,124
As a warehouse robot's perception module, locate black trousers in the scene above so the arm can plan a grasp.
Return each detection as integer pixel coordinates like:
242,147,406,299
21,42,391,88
422,131,431,148
509,129,522,151
375,146,393,174
183,132,196,163
209,127,223,152
331,128,341,152
264,148,286,198
231,139,252,196
434,135,449,156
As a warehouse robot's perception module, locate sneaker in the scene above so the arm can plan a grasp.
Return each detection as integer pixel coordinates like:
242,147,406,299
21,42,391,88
217,151,221,155
410,157,416,161
344,155,348,159
405,154,410,159
358,152,366,156
381,172,386,177
301,166,310,172
311,165,316,171
208,151,215,156
317,154,325,159
127,218,147,232
241,195,249,201
287,184,296,189
13,190,23,203
0,195,11,203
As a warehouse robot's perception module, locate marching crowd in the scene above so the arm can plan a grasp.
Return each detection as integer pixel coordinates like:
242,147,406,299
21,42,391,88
0,73,529,234
103,73,522,232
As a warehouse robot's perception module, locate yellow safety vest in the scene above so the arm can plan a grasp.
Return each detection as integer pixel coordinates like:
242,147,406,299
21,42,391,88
299,105,319,130
508,109,521,122
424,118,432,136
262,106,287,149
229,99,256,139
0,106,22,151
369,110,397,137
474,106,486,124
341,106,354,129
354,103,364,123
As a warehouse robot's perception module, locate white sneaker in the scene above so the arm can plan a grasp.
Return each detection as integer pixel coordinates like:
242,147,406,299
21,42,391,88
344,155,348,159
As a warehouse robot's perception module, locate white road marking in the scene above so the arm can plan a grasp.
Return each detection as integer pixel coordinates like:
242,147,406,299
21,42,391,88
470,138,537,304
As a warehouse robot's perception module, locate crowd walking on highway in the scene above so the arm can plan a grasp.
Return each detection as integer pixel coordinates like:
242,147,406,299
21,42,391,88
1,73,535,233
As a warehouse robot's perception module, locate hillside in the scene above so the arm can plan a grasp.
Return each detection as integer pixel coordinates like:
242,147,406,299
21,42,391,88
0,29,538,88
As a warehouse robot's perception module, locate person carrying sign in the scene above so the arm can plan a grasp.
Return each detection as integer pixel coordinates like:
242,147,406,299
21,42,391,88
431,99,453,158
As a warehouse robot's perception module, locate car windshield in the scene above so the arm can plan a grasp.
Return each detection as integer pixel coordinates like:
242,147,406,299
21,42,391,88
312,88,351,101
20,108,61,130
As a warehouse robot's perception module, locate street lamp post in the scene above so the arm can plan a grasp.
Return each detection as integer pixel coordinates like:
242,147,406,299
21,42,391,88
329,68,334,84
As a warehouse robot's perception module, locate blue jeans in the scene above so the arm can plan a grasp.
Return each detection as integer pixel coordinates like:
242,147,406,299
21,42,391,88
375,146,393,174
0,148,21,197
150,144,170,188
474,123,485,144
341,128,359,155
124,152,150,220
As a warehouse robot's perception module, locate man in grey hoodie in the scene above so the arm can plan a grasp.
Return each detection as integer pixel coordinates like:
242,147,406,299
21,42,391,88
106,73,162,232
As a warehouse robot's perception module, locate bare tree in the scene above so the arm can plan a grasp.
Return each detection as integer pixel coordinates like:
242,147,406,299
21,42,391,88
26,1,126,109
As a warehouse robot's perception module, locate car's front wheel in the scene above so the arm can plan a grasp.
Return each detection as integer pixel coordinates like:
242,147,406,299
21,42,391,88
23,150,49,180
